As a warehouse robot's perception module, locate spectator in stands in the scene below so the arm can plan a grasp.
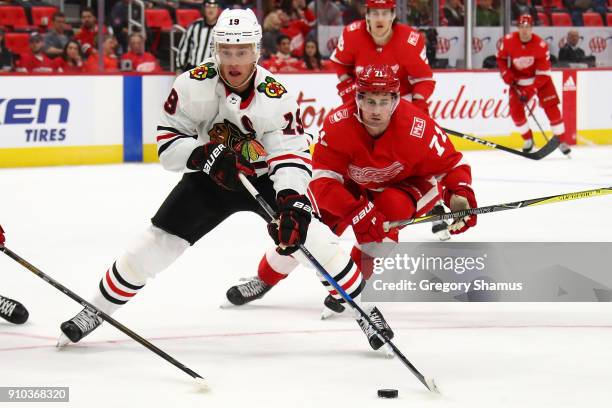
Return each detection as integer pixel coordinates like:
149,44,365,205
559,29,594,63
476,0,500,26
262,10,284,58
279,0,313,57
121,33,162,72
175,0,219,73
564,0,591,26
180,0,205,9
15,33,55,73
54,40,84,73
297,39,332,71
74,7,108,56
512,0,540,25
261,34,300,72
444,0,465,26
111,0,136,53
309,0,343,25
342,0,366,25
407,0,432,26
43,12,69,58
0,28,14,72
84,34,120,72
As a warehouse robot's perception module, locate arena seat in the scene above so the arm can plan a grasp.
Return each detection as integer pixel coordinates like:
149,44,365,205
176,9,201,28
537,12,549,26
145,9,173,30
582,12,604,26
0,6,32,30
551,12,572,26
31,6,59,27
4,32,30,55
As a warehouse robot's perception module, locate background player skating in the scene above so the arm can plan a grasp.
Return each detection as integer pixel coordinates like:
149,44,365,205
496,14,571,156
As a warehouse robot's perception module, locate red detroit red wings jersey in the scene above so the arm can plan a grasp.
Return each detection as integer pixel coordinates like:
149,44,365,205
330,20,435,102
496,32,551,87
310,100,472,220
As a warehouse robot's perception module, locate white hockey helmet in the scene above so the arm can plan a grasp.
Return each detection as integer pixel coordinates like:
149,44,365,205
212,8,262,62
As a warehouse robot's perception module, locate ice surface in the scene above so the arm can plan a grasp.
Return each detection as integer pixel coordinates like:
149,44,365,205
1,146,611,407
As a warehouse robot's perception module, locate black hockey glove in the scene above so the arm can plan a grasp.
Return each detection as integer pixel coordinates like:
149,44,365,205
188,143,256,191
267,190,312,255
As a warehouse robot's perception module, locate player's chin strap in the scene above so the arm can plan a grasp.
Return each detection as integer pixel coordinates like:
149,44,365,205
237,172,439,393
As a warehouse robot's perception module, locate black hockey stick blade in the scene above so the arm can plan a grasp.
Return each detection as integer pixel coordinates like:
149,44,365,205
0,245,206,385
384,186,612,230
442,127,560,160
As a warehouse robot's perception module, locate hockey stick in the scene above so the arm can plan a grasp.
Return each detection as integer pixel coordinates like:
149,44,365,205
523,99,550,142
442,127,560,160
383,186,612,231
0,245,207,388
238,173,439,393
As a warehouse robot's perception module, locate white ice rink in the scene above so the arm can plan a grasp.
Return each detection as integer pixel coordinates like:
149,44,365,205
1,146,611,407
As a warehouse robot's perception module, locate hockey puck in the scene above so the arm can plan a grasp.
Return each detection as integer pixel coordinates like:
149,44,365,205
377,389,398,399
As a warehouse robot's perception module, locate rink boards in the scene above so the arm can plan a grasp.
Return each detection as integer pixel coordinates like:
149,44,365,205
0,69,610,167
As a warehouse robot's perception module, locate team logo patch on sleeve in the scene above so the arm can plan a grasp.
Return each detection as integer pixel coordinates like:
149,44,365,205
208,119,267,161
408,31,420,46
410,117,426,138
189,62,217,81
257,76,287,98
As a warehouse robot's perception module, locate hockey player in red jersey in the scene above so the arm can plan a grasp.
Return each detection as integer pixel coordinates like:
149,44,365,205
0,226,30,325
227,65,477,317
496,14,571,156
330,0,435,114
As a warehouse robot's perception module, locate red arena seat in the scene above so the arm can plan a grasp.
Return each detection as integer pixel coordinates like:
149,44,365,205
0,6,31,30
608,13,612,26
176,9,201,28
145,9,173,30
582,12,604,26
537,12,549,26
4,32,31,55
551,12,572,26
31,6,59,27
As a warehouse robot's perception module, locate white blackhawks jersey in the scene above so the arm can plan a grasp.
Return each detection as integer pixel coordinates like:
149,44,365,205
155,59,312,195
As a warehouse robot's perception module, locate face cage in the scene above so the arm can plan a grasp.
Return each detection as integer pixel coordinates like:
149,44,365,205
355,92,401,126
213,42,260,90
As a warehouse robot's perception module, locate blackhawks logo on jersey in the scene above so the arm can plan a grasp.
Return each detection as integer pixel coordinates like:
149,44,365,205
208,119,267,161
189,62,217,81
257,76,286,99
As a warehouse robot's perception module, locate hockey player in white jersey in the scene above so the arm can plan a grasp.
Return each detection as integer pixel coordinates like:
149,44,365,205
58,8,393,351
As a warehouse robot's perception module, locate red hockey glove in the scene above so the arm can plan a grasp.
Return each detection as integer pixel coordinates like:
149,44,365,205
0,225,5,246
346,198,386,244
188,143,256,191
267,190,312,255
445,187,477,235
336,76,356,104
501,70,515,86
515,85,536,103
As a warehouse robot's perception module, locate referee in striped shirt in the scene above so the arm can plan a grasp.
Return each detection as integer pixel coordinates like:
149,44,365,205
175,0,220,73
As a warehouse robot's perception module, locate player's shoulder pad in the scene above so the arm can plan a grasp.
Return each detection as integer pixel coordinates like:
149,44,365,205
399,101,433,142
325,105,353,128
255,68,289,100
396,24,422,47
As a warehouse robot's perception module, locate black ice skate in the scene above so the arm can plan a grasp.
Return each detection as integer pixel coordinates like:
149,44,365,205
0,295,29,324
226,276,272,306
522,138,534,153
356,307,394,350
320,294,346,319
429,204,450,241
58,308,103,346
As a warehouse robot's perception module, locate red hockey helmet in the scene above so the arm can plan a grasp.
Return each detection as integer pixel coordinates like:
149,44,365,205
356,64,400,94
366,0,396,9
518,14,533,27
